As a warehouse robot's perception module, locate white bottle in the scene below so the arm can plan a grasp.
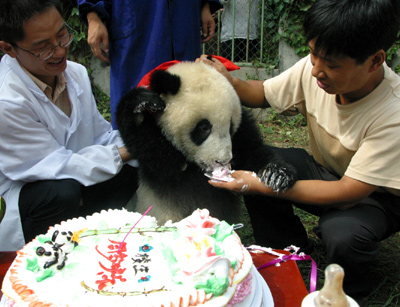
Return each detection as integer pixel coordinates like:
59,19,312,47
301,264,359,307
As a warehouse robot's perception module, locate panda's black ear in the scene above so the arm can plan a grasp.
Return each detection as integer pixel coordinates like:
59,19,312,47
150,70,181,95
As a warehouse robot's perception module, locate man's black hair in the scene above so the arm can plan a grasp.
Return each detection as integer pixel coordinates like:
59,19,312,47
0,0,63,44
303,0,400,64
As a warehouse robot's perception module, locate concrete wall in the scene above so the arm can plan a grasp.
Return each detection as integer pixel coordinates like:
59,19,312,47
90,57,111,96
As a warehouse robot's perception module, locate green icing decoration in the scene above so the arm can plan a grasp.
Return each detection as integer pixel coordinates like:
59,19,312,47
213,242,237,270
62,263,83,279
36,268,54,282
73,244,89,253
161,245,179,277
213,222,238,269
65,263,81,270
36,236,51,244
214,241,223,256
213,222,233,256
196,276,229,296
26,257,40,273
213,221,233,242
231,258,238,269
97,220,108,229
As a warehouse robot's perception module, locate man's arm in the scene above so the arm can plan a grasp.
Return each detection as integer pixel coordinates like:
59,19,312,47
86,12,110,63
77,0,110,63
209,171,378,209
231,79,269,108
201,2,216,43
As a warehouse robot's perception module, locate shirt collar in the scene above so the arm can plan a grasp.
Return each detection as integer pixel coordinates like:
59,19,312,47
22,68,66,103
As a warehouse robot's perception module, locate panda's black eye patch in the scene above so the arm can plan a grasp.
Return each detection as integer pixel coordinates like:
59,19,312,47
191,119,212,145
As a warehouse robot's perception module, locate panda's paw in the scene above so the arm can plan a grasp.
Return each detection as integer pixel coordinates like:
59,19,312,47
258,163,296,192
132,89,166,114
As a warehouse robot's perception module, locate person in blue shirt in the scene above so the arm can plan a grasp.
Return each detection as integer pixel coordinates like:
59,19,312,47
78,0,221,128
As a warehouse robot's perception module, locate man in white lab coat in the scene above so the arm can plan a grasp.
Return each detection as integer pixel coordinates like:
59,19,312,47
0,0,138,251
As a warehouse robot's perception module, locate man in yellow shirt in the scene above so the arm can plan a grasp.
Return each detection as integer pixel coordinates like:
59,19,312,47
198,0,400,305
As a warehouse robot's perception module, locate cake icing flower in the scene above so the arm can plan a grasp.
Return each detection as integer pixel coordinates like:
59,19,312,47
181,209,220,236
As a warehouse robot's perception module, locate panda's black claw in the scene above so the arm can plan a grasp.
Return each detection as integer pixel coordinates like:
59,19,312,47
133,101,147,113
129,89,166,114
269,172,277,186
259,163,296,193
274,176,283,188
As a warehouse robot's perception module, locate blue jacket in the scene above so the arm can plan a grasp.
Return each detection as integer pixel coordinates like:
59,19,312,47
78,0,220,127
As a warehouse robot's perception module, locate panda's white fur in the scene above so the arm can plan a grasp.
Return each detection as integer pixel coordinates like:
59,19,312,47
116,60,297,225
158,62,241,172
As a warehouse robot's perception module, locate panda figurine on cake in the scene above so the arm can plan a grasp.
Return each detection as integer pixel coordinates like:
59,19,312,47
116,58,297,225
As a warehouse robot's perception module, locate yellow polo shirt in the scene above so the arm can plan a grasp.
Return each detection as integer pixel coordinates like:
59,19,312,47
264,55,400,196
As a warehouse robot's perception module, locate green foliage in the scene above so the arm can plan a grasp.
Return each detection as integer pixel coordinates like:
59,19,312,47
0,197,6,223
262,0,315,70
277,0,314,57
387,32,400,72
61,1,91,64
257,109,309,149
262,0,400,72
65,8,88,55
60,1,111,119
93,85,112,122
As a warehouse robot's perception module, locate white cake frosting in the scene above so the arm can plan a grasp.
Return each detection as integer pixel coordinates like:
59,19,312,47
1,209,261,307
205,166,234,182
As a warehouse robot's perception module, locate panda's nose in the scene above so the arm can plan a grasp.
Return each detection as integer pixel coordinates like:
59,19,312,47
215,160,231,168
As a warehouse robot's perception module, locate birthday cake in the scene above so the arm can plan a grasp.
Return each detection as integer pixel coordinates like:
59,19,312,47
1,209,273,307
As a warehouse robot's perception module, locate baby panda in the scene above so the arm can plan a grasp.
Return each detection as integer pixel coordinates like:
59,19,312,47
36,241,66,270
116,61,297,225
35,229,78,270
52,229,78,254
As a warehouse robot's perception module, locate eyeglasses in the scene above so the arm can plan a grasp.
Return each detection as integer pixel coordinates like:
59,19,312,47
14,24,75,61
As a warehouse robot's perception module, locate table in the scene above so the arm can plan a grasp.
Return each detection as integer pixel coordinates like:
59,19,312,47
0,250,308,306
0,252,16,301
251,251,309,306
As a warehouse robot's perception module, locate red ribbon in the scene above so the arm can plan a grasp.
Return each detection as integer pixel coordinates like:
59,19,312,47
247,245,318,293
136,55,240,89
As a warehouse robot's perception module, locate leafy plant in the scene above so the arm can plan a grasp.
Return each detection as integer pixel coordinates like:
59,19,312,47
93,85,111,122
256,109,309,149
262,0,400,71
60,0,111,116
61,1,91,64
262,0,315,70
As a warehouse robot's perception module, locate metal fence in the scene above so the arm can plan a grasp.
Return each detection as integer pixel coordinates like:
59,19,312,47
203,0,278,67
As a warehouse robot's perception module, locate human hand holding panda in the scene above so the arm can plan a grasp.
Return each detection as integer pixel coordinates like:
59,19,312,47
116,60,298,225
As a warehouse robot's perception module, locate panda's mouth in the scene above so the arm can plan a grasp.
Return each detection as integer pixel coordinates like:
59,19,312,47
204,164,234,182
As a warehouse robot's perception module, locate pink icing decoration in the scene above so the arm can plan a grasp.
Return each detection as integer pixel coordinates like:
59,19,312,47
182,209,220,235
176,210,230,277
179,239,221,276
226,273,253,307
5,297,17,307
